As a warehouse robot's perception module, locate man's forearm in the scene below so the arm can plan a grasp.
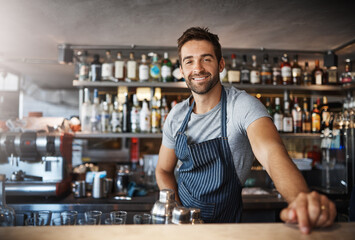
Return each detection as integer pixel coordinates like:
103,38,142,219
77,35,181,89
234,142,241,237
155,169,181,204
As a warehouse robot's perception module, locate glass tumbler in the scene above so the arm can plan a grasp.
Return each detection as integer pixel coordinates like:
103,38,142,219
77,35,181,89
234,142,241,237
60,210,78,225
110,211,127,224
84,210,102,225
133,213,152,224
33,211,52,226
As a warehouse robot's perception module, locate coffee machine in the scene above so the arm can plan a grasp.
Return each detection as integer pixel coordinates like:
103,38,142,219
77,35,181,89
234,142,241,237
0,132,73,196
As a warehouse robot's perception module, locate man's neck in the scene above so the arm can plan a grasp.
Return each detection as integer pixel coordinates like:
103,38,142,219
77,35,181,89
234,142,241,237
191,83,222,114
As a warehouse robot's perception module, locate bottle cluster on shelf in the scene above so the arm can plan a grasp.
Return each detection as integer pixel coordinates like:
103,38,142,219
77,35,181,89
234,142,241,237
261,93,355,134
76,50,184,83
221,53,354,86
80,88,180,134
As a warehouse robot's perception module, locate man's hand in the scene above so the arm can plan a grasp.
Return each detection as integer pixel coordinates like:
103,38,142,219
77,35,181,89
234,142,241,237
280,191,337,234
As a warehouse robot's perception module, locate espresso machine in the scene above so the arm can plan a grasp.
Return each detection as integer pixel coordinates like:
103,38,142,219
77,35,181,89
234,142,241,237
0,131,73,196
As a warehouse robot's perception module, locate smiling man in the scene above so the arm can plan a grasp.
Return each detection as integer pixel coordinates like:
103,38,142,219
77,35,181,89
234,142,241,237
155,27,336,234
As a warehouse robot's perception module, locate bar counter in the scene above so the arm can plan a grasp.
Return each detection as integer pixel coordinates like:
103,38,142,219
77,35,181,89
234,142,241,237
1,222,354,240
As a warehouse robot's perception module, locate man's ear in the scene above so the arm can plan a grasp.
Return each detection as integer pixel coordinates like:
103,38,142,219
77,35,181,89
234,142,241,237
219,57,225,73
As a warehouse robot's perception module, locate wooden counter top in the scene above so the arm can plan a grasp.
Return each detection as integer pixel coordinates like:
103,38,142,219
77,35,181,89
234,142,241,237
1,222,354,240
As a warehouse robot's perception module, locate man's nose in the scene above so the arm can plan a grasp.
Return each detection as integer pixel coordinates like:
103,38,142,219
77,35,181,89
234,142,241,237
193,61,205,74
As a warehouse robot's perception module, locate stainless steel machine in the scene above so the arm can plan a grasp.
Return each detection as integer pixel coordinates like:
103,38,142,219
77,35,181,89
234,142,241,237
0,132,73,196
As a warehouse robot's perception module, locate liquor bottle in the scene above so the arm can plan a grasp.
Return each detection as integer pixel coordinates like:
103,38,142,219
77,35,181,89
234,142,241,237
273,97,283,132
227,54,241,83
90,89,101,132
341,59,353,85
161,52,173,82
130,94,141,133
160,96,169,129
151,97,161,133
78,51,89,81
261,54,272,85
126,52,137,82
241,55,250,84
281,53,292,85
302,98,311,133
250,55,260,84
139,54,150,82
311,98,321,133
101,95,112,133
327,66,338,85
102,50,115,81
0,174,15,226
111,97,122,133
172,60,183,82
122,93,131,133
150,54,161,82
114,52,125,81
272,57,282,85
91,54,102,81
324,50,338,85
291,55,302,85
80,88,91,132
302,62,312,86
140,99,151,133
220,66,228,82
291,97,302,133
312,60,324,85
265,97,274,116
283,100,293,133
320,96,330,131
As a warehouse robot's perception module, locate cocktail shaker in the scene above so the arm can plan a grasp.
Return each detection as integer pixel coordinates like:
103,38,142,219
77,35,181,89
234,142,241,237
151,189,177,224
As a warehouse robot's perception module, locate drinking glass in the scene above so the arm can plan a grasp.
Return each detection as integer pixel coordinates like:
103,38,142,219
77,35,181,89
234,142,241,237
78,217,97,225
110,211,127,224
33,211,52,226
25,217,44,226
51,217,63,226
84,210,102,225
60,210,78,225
104,217,123,225
133,213,152,224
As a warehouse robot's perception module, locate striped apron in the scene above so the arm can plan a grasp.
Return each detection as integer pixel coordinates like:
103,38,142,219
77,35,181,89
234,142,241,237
175,87,243,223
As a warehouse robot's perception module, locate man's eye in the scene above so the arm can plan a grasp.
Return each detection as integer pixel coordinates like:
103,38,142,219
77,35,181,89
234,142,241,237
185,61,192,65
204,58,211,62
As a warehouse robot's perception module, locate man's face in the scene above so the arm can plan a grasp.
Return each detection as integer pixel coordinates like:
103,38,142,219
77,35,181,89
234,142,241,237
180,40,224,95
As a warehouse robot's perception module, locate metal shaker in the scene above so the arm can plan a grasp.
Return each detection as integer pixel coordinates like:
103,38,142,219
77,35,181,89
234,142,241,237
151,189,178,224
190,208,204,224
72,180,86,198
172,206,190,224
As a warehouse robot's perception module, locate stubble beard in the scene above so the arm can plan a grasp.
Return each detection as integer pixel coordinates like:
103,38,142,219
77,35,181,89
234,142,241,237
185,72,220,95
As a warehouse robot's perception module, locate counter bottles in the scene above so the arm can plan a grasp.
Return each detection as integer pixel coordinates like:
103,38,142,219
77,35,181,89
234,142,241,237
302,62,312,86
111,97,122,133
130,94,141,133
291,55,302,85
281,53,292,85
272,57,282,85
283,100,293,133
241,55,250,84
102,50,115,81
151,97,161,133
150,54,161,82
160,96,169,129
90,89,101,132
139,54,150,82
312,60,324,85
227,54,241,83
0,174,15,226
311,98,321,133
114,52,125,81
261,54,272,85
292,97,302,133
126,52,137,82
140,99,151,133
101,94,112,133
81,88,92,132
91,54,102,81
302,98,311,133
161,52,173,82
273,97,283,132
122,93,131,133
250,55,260,84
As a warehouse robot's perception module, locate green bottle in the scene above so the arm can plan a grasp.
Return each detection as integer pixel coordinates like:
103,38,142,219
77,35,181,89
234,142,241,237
161,52,173,82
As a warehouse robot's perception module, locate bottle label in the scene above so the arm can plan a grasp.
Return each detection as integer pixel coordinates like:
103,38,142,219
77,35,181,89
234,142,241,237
292,68,301,77
161,66,172,78
139,65,149,81
315,72,322,85
228,70,241,83
281,66,291,77
312,115,321,132
150,65,161,78
250,70,260,84
283,117,293,132
140,113,151,132
102,63,114,78
241,70,250,82
114,61,124,79
79,65,89,80
172,68,182,80
274,114,283,131
127,61,137,80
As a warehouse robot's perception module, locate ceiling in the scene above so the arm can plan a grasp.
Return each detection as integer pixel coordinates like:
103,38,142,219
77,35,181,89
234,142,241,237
0,0,354,89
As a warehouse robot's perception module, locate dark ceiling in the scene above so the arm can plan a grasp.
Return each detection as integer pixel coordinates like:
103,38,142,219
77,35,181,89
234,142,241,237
0,0,354,89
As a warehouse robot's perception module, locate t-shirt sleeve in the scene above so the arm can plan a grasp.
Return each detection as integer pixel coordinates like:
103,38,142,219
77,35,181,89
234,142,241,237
162,108,177,149
233,92,272,134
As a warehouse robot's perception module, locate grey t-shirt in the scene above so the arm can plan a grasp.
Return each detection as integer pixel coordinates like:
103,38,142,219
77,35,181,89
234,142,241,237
162,86,271,184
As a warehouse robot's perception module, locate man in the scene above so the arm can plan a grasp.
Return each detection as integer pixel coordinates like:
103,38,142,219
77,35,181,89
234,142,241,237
155,27,336,234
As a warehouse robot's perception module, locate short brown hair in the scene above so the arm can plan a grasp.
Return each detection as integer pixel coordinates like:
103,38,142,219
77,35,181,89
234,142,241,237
177,27,222,63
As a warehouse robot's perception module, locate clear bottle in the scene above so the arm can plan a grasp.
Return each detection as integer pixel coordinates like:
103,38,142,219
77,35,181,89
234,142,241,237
172,60,183,82
126,52,137,82
227,54,241,83
250,55,260,84
80,88,92,132
292,55,302,85
302,62,312,86
261,54,272,85
130,94,141,133
241,55,250,84
101,95,112,133
272,57,282,85
78,51,89,81
114,52,125,81
281,53,292,85
90,89,101,132
139,54,150,82
140,99,151,133
122,93,131,133
283,100,293,133
91,54,102,81
273,97,283,132
0,175,15,226
292,97,302,133
150,54,161,82
161,52,173,82
151,97,161,133
111,96,122,133
160,96,169,129
102,50,115,81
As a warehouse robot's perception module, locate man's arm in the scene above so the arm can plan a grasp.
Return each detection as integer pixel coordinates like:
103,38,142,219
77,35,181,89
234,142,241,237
246,117,336,234
155,144,181,204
